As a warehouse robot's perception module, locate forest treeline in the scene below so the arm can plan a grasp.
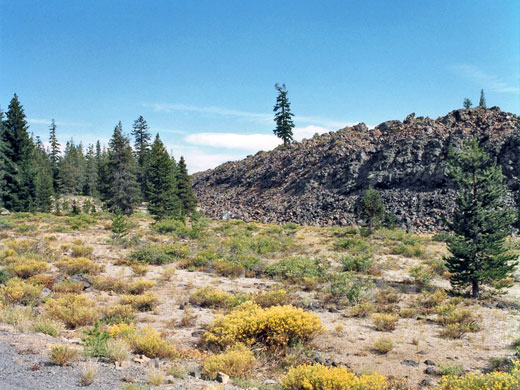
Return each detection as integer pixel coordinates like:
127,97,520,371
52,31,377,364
0,94,196,217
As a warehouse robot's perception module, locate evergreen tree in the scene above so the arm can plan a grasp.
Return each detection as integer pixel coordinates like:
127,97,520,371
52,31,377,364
479,89,486,107
0,108,8,208
131,116,152,198
463,98,472,109
175,156,197,215
48,119,61,194
106,122,140,215
360,188,385,234
146,134,181,219
96,141,111,201
273,83,295,147
59,140,86,194
84,144,98,196
111,208,130,241
445,137,517,299
1,94,34,211
33,137,54,212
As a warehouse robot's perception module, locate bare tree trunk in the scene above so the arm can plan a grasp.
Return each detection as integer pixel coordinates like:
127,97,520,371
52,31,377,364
472,279,480,299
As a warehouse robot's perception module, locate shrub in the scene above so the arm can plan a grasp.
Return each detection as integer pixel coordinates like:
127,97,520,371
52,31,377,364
281,364,388,390
373,337,394,354
0,277,42,305
374,287,400,305
6,259,49,278
56,257,102,275
391,243,425,258
437,369,520,390
49,344,79,366
349,301,375,317
82,322,109,357
129,243,189,265
128,279,156,295
90,275,127,293
79,360,98,386
189,287,237,309
129,326,176,358
0,306,35,331
45,293,99,328
120,292,159,311
334,236,371,252
70,245,94,258
204,302,323,350
53,279,84,293
266,256,329,286
203,343,256,380
435,304,481,339
148,368,165,386
254,289,288,308
102,304,135,324
372,313,398,332
65,214,96,230
106,338,131,363
339,254,373,273
326,273,371,305
33,316,61,337
438,361,464,376
409,265,435,286
418,289,448,309
212,258,245,278
130,262,148,276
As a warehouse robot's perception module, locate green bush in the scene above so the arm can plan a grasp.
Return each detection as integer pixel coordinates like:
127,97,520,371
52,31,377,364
266,256,329,285
82,322,109,357
129,243,189,265
334,237,371,254
326,273,371,305
339,254,373,272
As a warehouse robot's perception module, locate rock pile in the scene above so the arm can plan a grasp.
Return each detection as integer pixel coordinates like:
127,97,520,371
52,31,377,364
193,107,520,231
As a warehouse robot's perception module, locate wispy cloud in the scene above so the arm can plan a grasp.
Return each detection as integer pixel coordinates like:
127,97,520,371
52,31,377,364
451,64,520,94
28,118,90,127
144,102,356,129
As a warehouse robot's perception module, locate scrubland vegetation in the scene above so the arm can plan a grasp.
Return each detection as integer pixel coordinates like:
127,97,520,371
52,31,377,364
0,209,519,389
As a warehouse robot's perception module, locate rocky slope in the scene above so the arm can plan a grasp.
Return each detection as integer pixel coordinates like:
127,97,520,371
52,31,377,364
193,107,520,231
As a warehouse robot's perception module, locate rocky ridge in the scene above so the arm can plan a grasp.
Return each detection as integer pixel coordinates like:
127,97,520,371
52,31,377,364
193,107,520,231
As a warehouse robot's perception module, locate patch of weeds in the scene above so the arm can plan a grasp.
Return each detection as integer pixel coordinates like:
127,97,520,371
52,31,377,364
326,272,372,305
82,322,109,357
339,253,373,272
266,256,329,287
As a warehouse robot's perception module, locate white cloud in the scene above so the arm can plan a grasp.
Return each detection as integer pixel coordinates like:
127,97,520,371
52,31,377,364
451,64,520,94
144,102,357,129
28,118,89,127
184,125,334,153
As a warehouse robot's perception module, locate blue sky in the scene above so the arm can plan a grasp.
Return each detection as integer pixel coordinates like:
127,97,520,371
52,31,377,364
1,0,519,172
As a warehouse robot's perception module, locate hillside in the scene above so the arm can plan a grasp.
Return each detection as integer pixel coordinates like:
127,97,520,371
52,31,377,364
193,107,520,231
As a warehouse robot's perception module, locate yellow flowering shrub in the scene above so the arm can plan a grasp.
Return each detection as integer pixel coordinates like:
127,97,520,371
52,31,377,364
202,343,256,380
55,257,102,275
109,323,175,358
281,364,388,390
436,361,520,390
189,286,249,309
372,313,398,332
45,293,99,328
203,302,324,349
6,259,49,278
435,304,481,339
119,291,159,311
0,277,42,305
127,279,156,295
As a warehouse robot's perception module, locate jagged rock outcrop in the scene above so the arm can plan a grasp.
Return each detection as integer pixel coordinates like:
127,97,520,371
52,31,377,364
193,107,520,231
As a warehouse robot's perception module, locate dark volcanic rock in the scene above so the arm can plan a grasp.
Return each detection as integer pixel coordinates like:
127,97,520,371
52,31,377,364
193,107,520,231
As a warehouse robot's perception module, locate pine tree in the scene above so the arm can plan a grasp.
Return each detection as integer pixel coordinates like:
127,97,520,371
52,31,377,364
33,137,54,212
84,144,98,196
0,108,8,208
111,208,130,241
131,116,152,198
59,140,86,195
1,94,35,211
49,119,61,194
360,188,385,234
463,98,472,109
175,156,197,215
106,122,141,215
273,83,295,147
479,89,486,108
445,137,517,299
146,134,181,219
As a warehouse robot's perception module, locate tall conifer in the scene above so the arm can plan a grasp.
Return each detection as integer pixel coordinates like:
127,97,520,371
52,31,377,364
147,134,181,219
176,156,196,215
132,116,152,198
2,94,34,211
273,83,295,147
445,137,517,298
33,137,54,212
49,119,61,194
106,122,140,214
